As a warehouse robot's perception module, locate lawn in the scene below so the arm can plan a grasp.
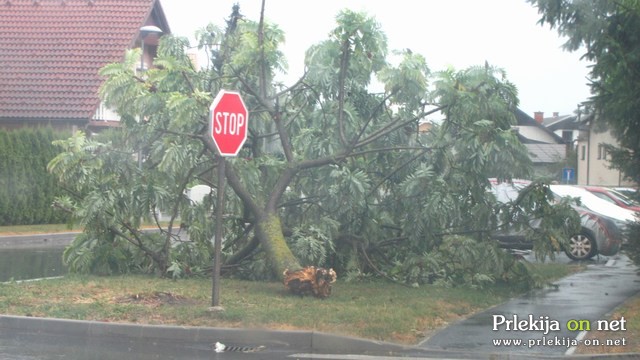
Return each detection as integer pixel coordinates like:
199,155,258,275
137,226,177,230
0,268,572,345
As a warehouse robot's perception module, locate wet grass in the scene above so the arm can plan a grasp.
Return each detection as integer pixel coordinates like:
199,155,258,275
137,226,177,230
0,264,577,345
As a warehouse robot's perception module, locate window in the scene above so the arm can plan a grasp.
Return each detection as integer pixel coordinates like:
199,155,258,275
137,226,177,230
581,145,586,160
597,144,607,160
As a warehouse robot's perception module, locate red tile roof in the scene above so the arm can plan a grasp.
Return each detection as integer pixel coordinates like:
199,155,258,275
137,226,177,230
0,0,169,122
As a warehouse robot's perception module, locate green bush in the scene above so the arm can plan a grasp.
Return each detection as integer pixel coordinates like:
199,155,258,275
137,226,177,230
0,127,70,225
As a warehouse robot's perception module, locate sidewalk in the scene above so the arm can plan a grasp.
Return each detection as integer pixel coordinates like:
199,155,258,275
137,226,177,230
420,254,640,357
0,232,77,248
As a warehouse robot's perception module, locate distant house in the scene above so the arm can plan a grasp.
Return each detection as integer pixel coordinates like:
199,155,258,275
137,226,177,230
417,109,567,177
542,111,582,145
513,109,567,176
540,111,636,187
0,0,170,133
418,122,432,133
576,115,636,187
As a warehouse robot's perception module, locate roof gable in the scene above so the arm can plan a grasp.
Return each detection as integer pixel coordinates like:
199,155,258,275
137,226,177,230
0,0,169,121
543,114,587,131
513,108,565,144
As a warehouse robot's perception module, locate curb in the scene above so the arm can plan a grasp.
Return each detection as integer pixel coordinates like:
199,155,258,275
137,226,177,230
0,315,416,356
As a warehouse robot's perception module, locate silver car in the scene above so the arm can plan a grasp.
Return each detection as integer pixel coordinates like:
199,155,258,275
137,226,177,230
490,181,625,260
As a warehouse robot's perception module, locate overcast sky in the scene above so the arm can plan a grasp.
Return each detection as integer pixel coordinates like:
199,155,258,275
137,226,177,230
161,0,592,118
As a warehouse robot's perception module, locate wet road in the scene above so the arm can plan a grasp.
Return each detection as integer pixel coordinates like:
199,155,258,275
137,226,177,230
0,331,294,360
0,233,74,282
420,253,640,356
0,247,65,282
0,319,463,360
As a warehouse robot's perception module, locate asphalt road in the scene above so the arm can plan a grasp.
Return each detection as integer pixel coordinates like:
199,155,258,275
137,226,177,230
0,316,481,360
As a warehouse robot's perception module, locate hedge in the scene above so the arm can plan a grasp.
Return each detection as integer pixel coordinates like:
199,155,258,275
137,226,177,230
0,127,70,225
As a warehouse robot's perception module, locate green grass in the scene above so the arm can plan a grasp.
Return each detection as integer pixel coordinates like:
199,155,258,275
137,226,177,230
0,223,81,235
0,264,578,344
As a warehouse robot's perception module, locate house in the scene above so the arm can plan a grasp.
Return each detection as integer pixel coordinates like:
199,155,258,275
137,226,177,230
542,111,582,145
542,111,636,187
575,115,636,187
0,0,171,133
513,109,567,176
417,109,567,177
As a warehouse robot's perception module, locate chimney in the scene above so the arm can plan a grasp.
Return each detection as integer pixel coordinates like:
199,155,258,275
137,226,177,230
553,112,559,118
534,111,544,124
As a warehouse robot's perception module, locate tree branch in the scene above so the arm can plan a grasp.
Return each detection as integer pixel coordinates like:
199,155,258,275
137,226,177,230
224,230,260,266
367,147,431,197
266,167,297,212
350,91,396,147
224,160,263,217
257,0,268,99
354,106,444,149
360,243,411,287
337,37,351,147
273,99,295,162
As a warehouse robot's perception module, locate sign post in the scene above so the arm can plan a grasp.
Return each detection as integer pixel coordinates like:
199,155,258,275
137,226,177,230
211,157,225,308
208,90,248,310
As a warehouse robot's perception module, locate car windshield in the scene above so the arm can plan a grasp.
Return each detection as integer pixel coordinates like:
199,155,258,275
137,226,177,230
550,185,637,223
609,189,640,207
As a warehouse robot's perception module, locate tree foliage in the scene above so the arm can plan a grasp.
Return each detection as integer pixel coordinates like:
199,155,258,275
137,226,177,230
48,4,577,287
529,0,640,266
528,0,640,182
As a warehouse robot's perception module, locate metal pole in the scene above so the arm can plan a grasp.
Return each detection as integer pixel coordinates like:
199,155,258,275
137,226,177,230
140,41,145,71
211,156,226,308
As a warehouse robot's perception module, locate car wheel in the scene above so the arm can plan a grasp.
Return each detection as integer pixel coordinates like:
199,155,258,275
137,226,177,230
564,231,597,261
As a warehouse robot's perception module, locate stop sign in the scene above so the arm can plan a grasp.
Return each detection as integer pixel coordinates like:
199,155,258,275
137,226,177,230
209,90,248,156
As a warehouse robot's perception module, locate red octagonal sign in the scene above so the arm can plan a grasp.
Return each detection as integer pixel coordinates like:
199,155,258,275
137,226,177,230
209,90,248,156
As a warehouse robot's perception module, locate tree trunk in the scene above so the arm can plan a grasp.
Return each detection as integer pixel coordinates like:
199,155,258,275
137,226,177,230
222,157,301,280
255,211,301,279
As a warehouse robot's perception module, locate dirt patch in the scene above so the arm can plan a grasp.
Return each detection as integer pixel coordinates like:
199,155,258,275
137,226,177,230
115,291,195,306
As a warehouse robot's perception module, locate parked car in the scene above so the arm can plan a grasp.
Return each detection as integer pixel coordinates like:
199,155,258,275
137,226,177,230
581,186,640,212
613,187,638,199
549,185,638,225
489,181,627,261
549,185,637,258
